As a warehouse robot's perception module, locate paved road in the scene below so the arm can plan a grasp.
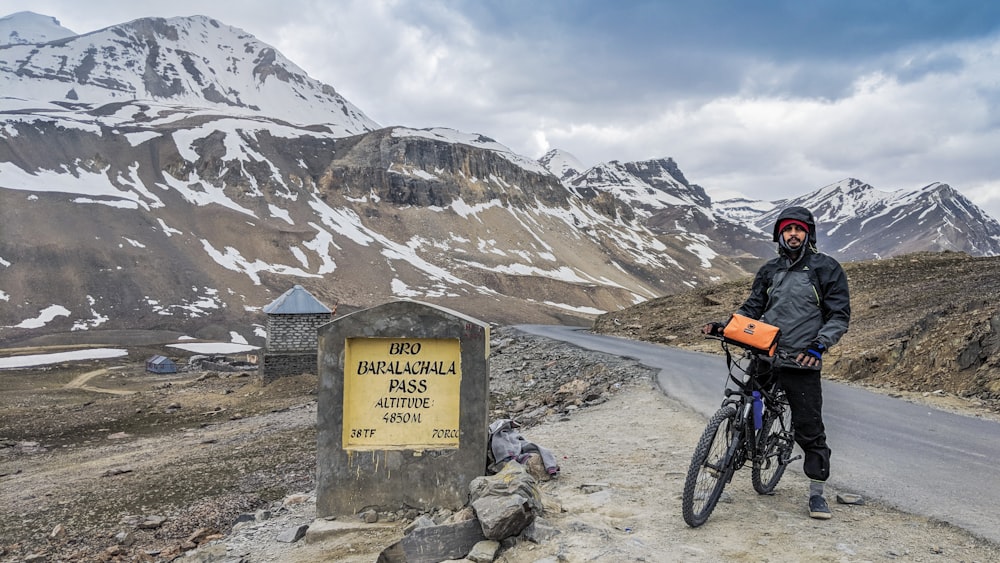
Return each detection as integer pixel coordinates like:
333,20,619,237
514,324,1000,545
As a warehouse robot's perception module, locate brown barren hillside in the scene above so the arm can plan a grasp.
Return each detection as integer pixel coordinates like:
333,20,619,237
593,251,1000,412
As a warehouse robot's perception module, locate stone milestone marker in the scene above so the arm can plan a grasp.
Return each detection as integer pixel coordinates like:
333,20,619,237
316,300,490,518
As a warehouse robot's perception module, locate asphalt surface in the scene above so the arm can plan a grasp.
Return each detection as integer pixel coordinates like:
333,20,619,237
514,324,1000,546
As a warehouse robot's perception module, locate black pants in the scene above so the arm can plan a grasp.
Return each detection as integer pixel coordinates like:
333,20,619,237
776,367,831,482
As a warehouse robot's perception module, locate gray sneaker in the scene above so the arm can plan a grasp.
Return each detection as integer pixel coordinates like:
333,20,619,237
809,495,832,519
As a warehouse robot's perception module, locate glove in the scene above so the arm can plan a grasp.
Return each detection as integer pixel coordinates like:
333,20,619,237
805,341,826,360
704,322,726,337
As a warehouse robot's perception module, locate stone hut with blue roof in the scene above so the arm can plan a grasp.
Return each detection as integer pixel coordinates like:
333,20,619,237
146,355,177,374
260,285,335,383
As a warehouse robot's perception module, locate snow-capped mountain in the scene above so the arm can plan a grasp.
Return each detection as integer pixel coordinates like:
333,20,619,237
715,178,1000,259
1,11,997,344
0,13,377,134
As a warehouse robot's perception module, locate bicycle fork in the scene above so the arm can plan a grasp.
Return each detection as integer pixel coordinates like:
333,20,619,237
714,400,752,482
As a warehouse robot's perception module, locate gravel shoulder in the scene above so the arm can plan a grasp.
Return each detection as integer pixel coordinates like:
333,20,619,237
2,327,999,562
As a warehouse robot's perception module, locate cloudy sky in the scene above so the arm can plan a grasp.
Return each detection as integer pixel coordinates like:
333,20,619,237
5,0,1000,218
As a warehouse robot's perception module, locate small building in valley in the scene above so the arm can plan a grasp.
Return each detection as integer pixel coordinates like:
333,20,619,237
146,355,178,374
259,285,335,383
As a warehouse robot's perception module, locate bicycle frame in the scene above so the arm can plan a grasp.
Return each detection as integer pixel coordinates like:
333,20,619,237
717,344,788,469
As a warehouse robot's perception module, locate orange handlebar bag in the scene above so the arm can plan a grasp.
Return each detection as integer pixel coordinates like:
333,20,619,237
722,314,780,356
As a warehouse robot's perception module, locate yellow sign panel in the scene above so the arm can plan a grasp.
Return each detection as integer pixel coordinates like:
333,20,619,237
343,337,462,450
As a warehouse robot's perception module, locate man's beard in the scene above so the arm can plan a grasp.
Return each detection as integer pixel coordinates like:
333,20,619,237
779,237,803,256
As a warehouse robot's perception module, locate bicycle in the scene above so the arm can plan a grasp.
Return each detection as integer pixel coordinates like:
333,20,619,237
681,336,800,527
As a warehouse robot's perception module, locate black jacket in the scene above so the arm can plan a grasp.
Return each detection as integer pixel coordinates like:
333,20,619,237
737,245,851,358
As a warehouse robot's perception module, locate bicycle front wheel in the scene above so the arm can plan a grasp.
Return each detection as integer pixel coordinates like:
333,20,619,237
752,396,793,494
682,405,738,527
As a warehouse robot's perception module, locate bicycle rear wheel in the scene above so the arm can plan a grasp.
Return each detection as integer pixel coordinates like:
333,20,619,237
682,405,738,527
752,395,793,494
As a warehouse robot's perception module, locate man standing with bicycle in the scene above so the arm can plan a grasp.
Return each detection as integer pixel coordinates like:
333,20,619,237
705,206,850,519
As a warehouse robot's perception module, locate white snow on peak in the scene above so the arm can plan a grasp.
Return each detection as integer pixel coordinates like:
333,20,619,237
392,127,550,176
804,179,898,223
577,161,701,213
0,11,76,45
539,149,586,179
